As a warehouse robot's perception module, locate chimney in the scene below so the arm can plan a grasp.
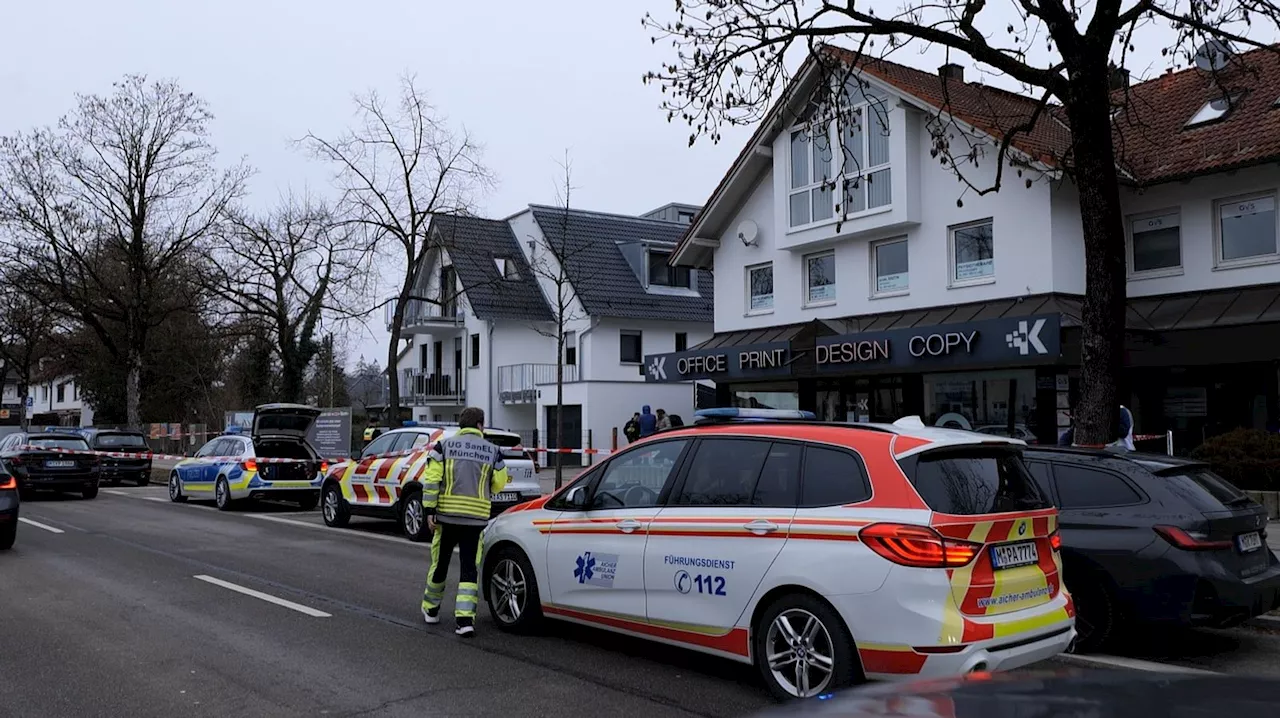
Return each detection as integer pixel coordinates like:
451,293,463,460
1109,66,1130,91
938,63,965,82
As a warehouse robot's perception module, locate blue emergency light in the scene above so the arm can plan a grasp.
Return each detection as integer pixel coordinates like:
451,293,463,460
223,425,242,435
402,420,419,427
693,408,816,421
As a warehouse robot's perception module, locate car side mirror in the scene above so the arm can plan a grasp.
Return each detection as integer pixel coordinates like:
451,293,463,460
564,485,588,508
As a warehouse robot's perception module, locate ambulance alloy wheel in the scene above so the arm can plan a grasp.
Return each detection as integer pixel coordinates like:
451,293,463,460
215,477,233,511
321,484,349,527
484,546,542,633
168,472,187,503
399,487,430,543
754,593,861,701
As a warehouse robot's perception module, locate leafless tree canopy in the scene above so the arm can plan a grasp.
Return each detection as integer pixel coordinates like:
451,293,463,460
303,75,494,418
213,193,371,403
0,74,250,427
643,0,1280,445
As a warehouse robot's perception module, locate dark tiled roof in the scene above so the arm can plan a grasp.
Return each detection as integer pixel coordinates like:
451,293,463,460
529,207,714,322
430,215,553,322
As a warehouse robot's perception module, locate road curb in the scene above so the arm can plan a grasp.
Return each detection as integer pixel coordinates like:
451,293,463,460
1247,614,1280,629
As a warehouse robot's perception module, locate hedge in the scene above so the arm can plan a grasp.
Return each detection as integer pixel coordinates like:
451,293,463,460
1189,428,1280,492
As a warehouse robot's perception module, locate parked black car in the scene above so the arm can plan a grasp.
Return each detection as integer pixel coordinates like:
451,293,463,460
1023,446,1280,651
79,429,153,486
0,462,17,549
0,431,101,499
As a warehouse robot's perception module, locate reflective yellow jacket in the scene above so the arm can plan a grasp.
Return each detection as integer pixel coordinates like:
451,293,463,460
422,428,510,526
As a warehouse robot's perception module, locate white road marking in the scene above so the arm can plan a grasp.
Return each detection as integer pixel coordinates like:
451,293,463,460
18,517,65,534
1054,652,1218,674
245,514,457,550
193,575,331,618
104,489,131,497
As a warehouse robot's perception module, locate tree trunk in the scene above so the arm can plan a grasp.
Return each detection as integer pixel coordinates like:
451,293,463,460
386,295,407,426
126,346,143,429
280,354,305,404
16,380,28,430
1065,76,1127,446
555,326,565,490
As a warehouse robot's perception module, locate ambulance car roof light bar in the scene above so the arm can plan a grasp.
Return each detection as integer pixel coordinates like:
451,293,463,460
693,408,817,424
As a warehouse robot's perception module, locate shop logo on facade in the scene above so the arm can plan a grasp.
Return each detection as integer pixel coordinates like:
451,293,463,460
1005,319,1049,356
642,342,791,382
647,356,668,381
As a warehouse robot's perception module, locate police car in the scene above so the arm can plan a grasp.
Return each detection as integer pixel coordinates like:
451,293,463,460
168,404,327,511
320,422,541,541
480,408,1075,700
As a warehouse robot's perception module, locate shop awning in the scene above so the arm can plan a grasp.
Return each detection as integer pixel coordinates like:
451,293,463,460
694,319,846,350
824,294,1083,334
1128,283,1280,331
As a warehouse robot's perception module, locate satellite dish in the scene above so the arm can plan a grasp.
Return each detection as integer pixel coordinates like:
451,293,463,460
1194,39,1232,72
736,220,759,246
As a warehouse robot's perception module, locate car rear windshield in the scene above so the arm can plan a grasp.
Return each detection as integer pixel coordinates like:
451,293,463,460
29,437,90,451
485,432,521,448
906,449,1051,515
1157,466,1253,512
94,433,147,448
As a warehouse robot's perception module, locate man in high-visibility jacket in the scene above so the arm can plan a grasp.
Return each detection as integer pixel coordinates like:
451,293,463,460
421,407,510,637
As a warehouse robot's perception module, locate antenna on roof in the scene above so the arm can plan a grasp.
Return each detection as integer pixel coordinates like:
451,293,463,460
1193,39,1233,72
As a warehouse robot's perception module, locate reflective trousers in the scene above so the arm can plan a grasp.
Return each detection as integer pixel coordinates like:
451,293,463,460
421,522,484,620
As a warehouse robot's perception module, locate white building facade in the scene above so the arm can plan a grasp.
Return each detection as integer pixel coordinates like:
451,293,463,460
652,48,1280,450
391,205,713,464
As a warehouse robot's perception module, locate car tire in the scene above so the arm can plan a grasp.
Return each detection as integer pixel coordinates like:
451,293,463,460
321,484,349,527
0,519,15,550
1067,573,1117,654
296,492,319,511
81,483,99,500
168,472,187,503
215,477,234,511
399,487,430,542
754,593,862,701
137,472,150,487
484,545,543,633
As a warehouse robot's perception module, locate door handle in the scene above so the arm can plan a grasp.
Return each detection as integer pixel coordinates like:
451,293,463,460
744,519,779,535
616,519,643,533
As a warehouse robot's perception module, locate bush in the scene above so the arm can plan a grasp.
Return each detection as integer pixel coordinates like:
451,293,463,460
1190,428,1280,492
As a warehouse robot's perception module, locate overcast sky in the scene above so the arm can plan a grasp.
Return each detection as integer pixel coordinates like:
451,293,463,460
4,1,1273,370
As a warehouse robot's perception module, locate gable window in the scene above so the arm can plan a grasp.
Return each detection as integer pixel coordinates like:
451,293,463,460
804,251,836,305
677,210,695,223
1127,210,1181,275
1216,192,1278,266
788,125,835,227
949,219,995,285
565,331,577,366
620,330,643,364
470,333,480,367
647,249,691,288
494,257,520,280
841,98,892,215
747,262,774,314
871,237,909,295
675,332,688,352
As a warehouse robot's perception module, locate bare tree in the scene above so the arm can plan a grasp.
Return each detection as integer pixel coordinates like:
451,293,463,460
303,75,494,420
643,1,1280,445
213,193,370,403
0,271,58,429
0,75,249,428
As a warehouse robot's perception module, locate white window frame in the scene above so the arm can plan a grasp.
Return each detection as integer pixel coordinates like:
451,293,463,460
746,262,774,315
803,250,837,307
840,99,893,219
1214,191,1280,269
948,219,996,288
1125,208,1183,279
869,237,910,298
619,330,643,365
787,123,837,229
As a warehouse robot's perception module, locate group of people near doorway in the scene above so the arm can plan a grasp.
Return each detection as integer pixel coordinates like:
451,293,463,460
622,405,683,444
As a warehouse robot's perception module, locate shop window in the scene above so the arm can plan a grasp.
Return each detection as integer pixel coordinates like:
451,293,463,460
949,219,995,285
1128,209,1182,275
1216,193,1278,266
746,263,774,314
619,330,642,364
804,251,836,306
923,370,1036,436
731,382,799,411
871,237,909,296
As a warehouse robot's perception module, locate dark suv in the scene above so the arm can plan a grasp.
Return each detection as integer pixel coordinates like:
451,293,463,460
1023,447,1280,651
80,429,153,486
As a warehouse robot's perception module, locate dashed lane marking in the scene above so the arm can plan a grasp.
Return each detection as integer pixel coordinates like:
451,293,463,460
244,514,453,550
193,574,332,618
18,517,65,534
1054,652,1218,674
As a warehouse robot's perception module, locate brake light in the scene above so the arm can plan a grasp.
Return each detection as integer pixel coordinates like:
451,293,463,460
0,476,14,490
1049,531,1062,552
860,523,980,568
241,459,258,472
1153,525,1232,551
320,461,328,473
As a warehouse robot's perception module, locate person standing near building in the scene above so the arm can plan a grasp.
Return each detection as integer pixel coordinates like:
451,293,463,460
656,408,671,431
421,407,509,637
624,413,641,444
638,405,657,437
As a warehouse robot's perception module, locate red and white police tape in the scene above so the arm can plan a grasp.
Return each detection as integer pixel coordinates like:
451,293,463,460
10,443,615,465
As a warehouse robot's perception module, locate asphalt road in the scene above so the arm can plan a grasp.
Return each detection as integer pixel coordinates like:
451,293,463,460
5,487,1280,718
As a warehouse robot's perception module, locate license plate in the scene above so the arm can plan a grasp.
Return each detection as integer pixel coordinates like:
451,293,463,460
1238,531,1263,553
44,460,75,468
990,541,1039,569
494,492,519,502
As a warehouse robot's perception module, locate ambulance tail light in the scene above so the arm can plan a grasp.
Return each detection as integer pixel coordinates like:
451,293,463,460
241,459,258,472
860,523,980,568
1049,530,1062,552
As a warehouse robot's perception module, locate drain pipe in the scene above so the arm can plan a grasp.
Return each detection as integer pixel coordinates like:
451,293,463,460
486,320,495,421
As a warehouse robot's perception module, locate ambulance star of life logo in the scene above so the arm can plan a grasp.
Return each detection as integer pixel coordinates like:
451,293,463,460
574,552,596,584
647,356,667,381
1005,318,1049,356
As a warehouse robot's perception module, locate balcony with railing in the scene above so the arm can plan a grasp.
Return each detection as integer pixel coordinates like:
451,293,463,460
498,363,578,404
401,368,465,405
384,298,465,334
